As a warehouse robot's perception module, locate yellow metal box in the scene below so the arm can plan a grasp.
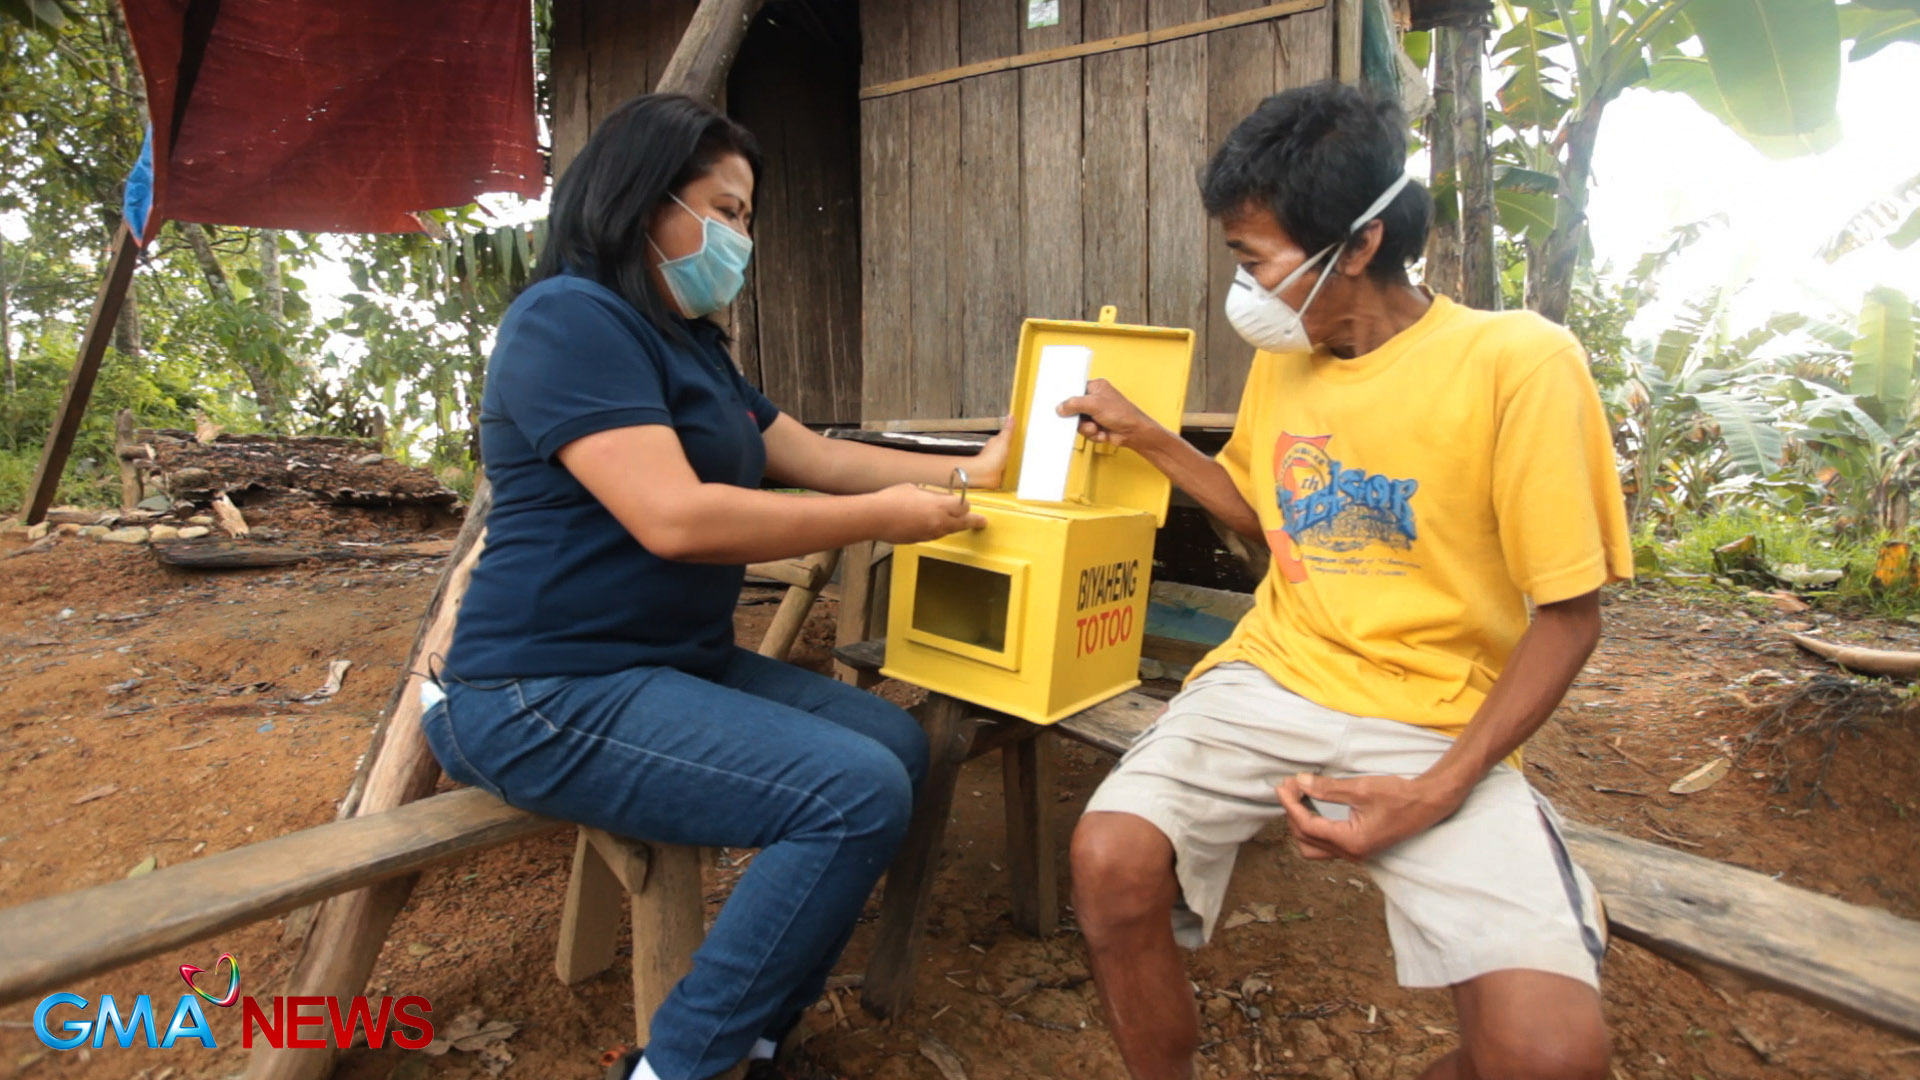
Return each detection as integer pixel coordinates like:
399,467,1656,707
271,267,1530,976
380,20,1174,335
881,306,1194,723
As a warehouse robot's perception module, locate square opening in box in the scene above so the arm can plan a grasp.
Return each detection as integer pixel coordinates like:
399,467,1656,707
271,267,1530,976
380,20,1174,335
911,556,1015,657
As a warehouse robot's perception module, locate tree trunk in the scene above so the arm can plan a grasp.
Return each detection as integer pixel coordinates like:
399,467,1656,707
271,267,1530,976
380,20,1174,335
104,1,143,110
1530,101,1609,324
181,223,233,302
1452,24,1497,311
182,222,283,424
259,229,285,324
463,317,487,466
1423,31,1462,299
113,280,142,357
1,232,13,399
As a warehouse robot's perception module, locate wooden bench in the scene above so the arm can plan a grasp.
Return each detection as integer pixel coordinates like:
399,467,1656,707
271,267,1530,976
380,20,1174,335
835,639,1920,1042
0,788,714,1050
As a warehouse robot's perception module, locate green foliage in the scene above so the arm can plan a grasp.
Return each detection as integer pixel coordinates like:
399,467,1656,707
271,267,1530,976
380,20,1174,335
1685,0,1841,139
0,0,79,37
1851,286,1915,420
1822,172,1920,261
1650,507,1893,610
1482,0,1854,315
1839,0,1920,60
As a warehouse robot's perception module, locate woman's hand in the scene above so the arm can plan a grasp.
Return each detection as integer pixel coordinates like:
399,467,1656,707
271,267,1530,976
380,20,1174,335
869,483,987,544
968,416,1014,489
1057,379,1168,451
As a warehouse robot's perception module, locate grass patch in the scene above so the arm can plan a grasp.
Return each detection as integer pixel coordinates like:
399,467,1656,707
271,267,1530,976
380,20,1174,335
1639,509,1914,616
0,449,123,517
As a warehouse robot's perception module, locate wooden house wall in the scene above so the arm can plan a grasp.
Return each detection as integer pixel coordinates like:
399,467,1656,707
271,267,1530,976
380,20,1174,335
858,0,1335,419
550,0,865,424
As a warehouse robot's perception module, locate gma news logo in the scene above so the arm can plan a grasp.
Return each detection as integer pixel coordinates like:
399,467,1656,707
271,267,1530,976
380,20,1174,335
34,953,435,1051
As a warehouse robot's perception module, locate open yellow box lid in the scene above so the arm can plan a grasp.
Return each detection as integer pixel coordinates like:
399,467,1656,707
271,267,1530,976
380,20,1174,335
1000,305,1194,526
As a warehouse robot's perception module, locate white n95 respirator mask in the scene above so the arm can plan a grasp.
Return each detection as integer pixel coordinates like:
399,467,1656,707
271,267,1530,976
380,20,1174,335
1224,172,1414,353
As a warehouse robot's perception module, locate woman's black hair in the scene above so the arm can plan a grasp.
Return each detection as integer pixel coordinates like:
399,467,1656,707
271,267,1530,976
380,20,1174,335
1200,80,1429,282
532,93,763,342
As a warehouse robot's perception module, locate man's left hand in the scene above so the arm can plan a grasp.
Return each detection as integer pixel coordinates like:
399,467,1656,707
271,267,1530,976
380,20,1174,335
1275,773,1466,862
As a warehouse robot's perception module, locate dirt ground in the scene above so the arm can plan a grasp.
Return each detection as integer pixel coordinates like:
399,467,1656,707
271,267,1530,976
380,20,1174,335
2,527,1918,1080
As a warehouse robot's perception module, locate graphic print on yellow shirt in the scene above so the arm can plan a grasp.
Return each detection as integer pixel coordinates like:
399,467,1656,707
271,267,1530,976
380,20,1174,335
1271,432,1421,584
1193,294,1634,740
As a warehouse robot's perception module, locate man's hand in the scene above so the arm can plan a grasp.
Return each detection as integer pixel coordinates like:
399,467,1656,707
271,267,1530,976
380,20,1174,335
1275,773,1466,862
1058,378,1167,451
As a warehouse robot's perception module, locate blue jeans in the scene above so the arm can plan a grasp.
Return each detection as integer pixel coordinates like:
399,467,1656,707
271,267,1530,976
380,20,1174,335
422,648,927,1080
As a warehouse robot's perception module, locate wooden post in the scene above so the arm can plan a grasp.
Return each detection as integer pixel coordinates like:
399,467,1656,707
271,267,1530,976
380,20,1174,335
629,844,706,1045
25,223,139,525
656,0,766,101
833,541,878,685
1003,733,1059,937
862,694,972,1018
555,831,631,986
114,409,145,513
1335,0,1363,84
337,480,492,825
834,541,893,687
756,547,840,661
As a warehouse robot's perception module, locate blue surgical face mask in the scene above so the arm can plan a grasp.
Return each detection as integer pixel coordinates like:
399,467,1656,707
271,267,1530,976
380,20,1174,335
650,192,753,318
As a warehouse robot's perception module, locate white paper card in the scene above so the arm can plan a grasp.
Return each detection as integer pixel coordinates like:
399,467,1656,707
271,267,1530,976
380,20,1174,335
1016,344,1093,502
1027,0,1060,28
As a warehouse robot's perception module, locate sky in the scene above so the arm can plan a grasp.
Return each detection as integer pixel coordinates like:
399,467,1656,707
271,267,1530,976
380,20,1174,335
1581,46,1920,342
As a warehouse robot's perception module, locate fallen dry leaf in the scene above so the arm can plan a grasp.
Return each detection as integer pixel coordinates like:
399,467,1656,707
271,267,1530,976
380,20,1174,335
452,1020,517,1054
298,659,352,703
1670,756,1731,795
918,1033,970,1080
476,1042,514,1076
1222,910,1257,931
999,977,1039,1002
71,784,119,805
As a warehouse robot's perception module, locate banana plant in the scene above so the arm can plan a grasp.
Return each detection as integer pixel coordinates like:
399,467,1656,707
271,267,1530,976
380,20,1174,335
1778,286,1919,532
1820,170,1920,263
1487,0,1862,322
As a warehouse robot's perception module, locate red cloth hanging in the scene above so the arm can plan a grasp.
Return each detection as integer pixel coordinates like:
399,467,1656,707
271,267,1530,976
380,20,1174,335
121,0,545,236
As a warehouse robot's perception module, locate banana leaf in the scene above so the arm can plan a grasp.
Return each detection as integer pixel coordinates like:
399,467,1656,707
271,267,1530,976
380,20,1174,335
1852,286,1916,420
1686,0,1840,139
1840,0,1920,60
1693,389,1786,477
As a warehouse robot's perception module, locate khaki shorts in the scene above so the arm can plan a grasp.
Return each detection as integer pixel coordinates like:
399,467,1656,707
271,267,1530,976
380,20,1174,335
1084,662,1607,990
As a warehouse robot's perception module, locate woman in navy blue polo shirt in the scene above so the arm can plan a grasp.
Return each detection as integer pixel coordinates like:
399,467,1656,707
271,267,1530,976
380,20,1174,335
426,94,1006,1080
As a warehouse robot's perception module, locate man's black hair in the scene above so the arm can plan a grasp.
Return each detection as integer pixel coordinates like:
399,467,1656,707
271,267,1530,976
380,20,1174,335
1201,80,1429,282
532,93,763,343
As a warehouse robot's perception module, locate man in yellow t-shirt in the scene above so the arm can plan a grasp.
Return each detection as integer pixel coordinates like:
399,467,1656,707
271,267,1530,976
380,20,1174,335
1057,82,1632,1080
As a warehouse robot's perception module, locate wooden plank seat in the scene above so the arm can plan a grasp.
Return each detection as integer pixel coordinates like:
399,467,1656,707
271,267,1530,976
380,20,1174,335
0,784,716,1050
0,788,561,1008
834,638,1920,1041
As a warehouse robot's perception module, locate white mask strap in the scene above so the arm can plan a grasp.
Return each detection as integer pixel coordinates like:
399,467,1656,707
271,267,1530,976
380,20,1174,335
1349,173,1413,234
